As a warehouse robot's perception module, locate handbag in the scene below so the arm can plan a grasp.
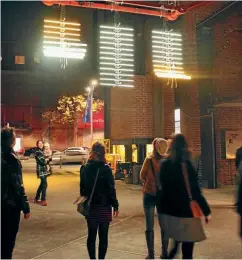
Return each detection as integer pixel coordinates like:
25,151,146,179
75,168,100,217
182,162,203,218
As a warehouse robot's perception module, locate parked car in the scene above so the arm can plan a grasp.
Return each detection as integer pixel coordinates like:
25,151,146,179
50,147,89,165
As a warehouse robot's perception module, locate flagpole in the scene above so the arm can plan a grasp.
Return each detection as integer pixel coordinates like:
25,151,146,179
90,85,94,147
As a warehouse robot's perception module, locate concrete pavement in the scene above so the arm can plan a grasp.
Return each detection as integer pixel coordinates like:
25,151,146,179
13,173,241,259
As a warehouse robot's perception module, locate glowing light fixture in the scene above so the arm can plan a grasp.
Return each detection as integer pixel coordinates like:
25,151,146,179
99,25,134,88
43,19,87,61
152,30,191,81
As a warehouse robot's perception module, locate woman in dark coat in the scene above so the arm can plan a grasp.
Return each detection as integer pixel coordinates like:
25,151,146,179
34,140,49,206
157,134,211,259
1,127,30,259
235,146,242,238
80,142,119,259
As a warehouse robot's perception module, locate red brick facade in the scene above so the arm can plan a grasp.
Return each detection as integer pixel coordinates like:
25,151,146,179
110,76,175,142
215,108,242,186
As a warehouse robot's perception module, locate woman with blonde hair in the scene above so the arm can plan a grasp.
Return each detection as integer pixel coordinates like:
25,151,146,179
140,138,168,259
80,142,119,259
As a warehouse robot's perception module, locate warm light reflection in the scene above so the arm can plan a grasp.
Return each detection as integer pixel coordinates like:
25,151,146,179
43,19,86,60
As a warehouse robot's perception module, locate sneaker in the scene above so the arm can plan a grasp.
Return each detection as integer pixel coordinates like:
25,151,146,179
33,199,40,204
40,200,47,206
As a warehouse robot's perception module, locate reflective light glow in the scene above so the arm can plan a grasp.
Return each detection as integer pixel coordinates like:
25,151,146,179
99,24,134,88
156,72,191,80
44,20,80,26
100,41,134,47
152,30,191,80
43,19,87,60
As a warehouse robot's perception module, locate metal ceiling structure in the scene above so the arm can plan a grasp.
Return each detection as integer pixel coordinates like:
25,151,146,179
42,1,212,21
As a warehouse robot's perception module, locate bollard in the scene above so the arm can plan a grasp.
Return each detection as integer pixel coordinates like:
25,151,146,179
60,156,62,169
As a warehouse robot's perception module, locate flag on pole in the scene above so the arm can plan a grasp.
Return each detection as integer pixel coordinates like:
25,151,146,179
83,89,93,123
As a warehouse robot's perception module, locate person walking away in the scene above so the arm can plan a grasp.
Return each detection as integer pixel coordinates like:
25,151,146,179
1,127,30,259
158,134,211,259
34,140,50,206
140,138,169,259
80,142,119,259
43,142,53,174
235,146,242,239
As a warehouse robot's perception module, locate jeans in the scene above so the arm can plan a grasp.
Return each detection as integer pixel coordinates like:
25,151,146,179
143,193,168,255
168,240,194,259
35,176,48,201
1,206,21,259
87,220,110,259
143,193,157,231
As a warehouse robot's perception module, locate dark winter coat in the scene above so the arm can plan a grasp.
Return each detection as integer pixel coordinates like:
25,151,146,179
157,158,211,218
80,160,119,211
35,148,49,178
236,147,242,171
1,150,30,214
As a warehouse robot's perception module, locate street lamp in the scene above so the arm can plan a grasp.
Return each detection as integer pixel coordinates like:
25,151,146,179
88,80,98,147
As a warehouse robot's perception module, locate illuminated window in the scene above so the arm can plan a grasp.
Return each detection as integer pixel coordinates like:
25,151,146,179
43,19,87,60
14,137,21,152
152,30,191,80
15,56,25,64
175,108,181,133
99,25,134,88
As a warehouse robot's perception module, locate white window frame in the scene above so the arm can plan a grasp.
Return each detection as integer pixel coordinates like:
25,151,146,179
175,108,181,133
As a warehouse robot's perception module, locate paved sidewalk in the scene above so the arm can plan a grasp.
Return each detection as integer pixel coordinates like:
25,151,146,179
15,175,241,259
125,183,237,208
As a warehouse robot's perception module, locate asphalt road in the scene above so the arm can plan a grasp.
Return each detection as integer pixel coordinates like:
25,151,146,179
13,173,242,259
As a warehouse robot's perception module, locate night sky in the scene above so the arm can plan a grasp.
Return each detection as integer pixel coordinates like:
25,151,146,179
1,1,102,107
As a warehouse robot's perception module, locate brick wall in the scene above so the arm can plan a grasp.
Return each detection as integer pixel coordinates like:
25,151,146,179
213,13,242,99
110,75,175,141
215,107,242,186
163,87,175,137
180,1,227,156
212,12,242,185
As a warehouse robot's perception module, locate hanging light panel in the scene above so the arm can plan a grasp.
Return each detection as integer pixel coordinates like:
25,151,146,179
43,19,87,60
99,25,134,88
152,30,191,80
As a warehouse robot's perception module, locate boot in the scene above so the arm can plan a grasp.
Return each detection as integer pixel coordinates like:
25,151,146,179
160,230,168,259
145,230,155,259
40,200,47,206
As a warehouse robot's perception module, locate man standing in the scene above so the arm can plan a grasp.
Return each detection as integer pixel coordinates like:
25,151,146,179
235,146,242,239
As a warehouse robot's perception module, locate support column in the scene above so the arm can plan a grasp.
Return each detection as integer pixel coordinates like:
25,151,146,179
125,144,132,162
197,26,217,189
137,144,146,164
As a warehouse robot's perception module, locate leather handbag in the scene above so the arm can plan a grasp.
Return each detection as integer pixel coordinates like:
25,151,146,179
182,162,203,218
74,168,100,217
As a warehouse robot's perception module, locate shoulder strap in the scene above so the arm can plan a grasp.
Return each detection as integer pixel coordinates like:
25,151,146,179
181,162,193,200
88,168,100,204
149,158,158,188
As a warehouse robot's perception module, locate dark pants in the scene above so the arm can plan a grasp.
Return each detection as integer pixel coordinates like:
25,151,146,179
87,220,110,259
1,206,21,259
168,240,194,259
35,176,48,201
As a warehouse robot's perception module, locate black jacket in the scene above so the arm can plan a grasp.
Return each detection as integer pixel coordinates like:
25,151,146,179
80,160,119,210
157,159,211,218
236,147,242,170
35,148,48,178
1,151,30,214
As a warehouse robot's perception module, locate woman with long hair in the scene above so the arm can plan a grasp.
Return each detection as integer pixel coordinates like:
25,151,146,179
33,140,49,206
1,127,30,259
158,134,211,259
140,138,169,259
80,142,119,259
